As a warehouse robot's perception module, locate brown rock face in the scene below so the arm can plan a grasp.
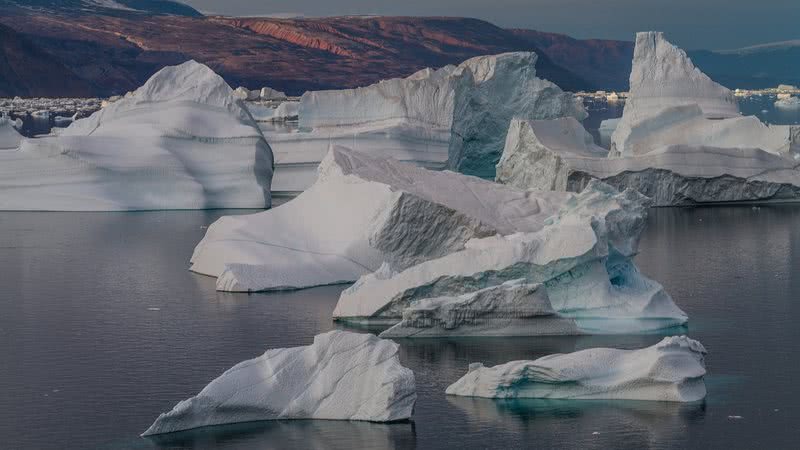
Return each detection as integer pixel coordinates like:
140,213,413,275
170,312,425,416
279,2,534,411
0,7,620,97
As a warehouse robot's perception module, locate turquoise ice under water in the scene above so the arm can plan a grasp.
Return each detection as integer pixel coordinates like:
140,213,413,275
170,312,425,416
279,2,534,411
0,205,799,449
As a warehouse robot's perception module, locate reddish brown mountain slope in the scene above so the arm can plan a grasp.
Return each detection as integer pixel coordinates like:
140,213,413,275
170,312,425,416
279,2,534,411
0,22,93,97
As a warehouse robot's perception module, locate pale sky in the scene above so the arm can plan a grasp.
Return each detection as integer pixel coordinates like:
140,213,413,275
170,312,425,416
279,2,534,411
180,0,799,50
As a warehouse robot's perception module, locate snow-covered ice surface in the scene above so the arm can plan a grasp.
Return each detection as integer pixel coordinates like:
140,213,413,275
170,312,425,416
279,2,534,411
333,179,687,334
0,116,22,149
0,61,273,211
266,52,585,196
142,331,416,436
193,146,567,292
446,336,707,402
380,279,580,338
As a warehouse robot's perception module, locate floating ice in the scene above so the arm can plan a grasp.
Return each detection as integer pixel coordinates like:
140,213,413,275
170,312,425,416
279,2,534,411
496,118,800,205
775,97,800,110
142,331,415,436
266,52,585,196
0,61,273,211
333,179,687,334
446,336,707,402
193,146,565,291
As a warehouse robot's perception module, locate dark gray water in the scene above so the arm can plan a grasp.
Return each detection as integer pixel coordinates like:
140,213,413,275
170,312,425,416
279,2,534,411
1,206,799,449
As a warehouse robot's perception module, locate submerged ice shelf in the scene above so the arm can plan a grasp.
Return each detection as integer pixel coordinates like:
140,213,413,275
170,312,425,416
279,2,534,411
0,61,273,211
142,331,416,436
446,336,707,402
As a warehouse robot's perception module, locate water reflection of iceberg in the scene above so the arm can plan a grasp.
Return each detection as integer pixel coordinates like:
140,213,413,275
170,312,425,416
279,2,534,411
145,420,416,449
448,396,704,448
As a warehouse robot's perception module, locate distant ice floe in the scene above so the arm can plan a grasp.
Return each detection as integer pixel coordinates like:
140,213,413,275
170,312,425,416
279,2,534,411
142,331,416,436
775,96,800,110
446,336,707,402
495,31,800,206
0,60,274,211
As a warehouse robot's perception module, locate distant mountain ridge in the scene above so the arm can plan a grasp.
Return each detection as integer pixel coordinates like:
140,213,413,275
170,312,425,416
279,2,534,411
0,3,796,97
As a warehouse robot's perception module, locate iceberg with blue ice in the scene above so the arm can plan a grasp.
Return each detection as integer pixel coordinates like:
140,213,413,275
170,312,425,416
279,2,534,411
266,52,586,196
142,331,416,436
446,336,707,402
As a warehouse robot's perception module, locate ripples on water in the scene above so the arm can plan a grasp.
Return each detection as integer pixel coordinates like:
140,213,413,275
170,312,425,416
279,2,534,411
1,206,799,449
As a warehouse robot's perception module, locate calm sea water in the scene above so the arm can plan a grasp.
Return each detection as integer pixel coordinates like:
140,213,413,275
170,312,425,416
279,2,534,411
1,206,799,449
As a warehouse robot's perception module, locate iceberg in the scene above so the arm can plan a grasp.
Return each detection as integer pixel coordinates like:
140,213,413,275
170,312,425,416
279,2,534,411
333,179,687,334
379,279,580,338
775,97,800,110
245,101,300,122
267,52,585,196
142,331,416,436
0,116,22,149
193,146,567,291
495,32,800,206
445,336,706,402
496,118,800,205
611,32,796,158
0,61,273,211
259,86,287,100
598,117,620,148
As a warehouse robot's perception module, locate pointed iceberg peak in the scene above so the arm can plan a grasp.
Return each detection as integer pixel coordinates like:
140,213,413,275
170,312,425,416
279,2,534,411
628,32,739,120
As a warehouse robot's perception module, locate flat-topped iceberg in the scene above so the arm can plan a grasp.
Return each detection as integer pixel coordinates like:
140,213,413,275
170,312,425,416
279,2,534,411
333,179,687,334
446,336,707,402
142,331,416,436
380,279,580,338
497,118,800,205
775,97,800,110
267,52,585,196
0,61,273,211
194,146,568,291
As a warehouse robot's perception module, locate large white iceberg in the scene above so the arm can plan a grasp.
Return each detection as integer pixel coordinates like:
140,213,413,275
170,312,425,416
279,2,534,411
775,97,800,110
611,32,796,158
496,118,800,205
496,32,800,206
446,336,707,402
267,52,585,196
193,146,567,292
0,61,273,211
142,331,416,436
333,179,687,334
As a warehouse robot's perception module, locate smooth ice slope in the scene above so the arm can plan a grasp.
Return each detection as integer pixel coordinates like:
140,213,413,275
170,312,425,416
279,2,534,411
0,116,22,149
267,52,585,195
142,331,416,436
333,180,687,334
0,61,273,211
380,279,580,338
194,146,569,292
446,336,707,402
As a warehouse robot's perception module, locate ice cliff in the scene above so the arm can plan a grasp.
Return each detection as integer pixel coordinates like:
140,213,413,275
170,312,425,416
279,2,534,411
192,146,567,291
445,336,707,402
267,52,585,196
0,116,22,150
142,331,415,436
0,61,273,211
